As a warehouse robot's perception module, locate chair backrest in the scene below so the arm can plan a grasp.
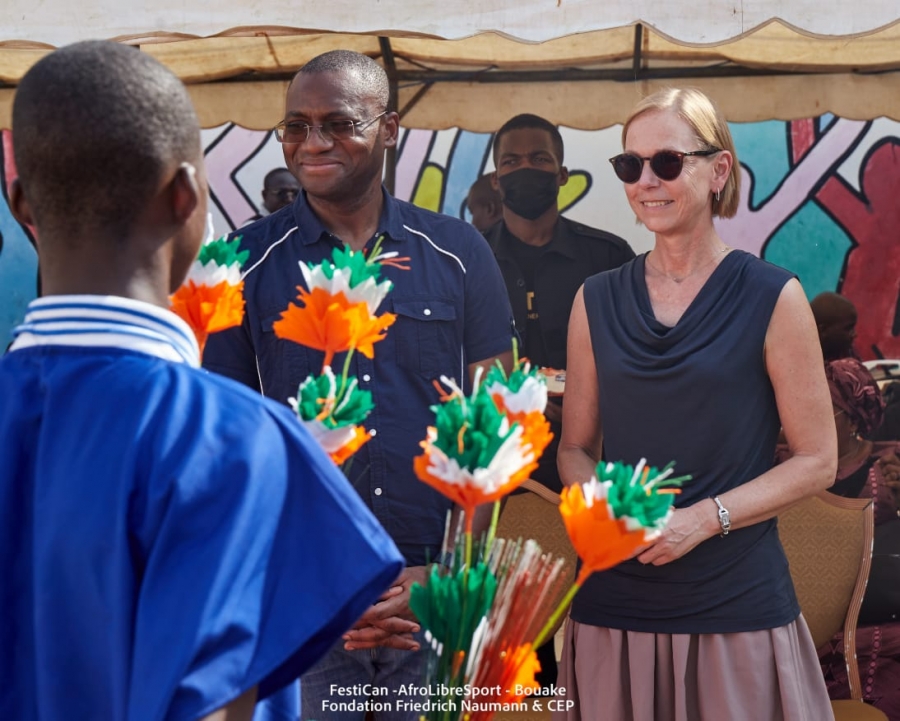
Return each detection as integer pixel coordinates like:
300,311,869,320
495,479,577,637
778,492,874,700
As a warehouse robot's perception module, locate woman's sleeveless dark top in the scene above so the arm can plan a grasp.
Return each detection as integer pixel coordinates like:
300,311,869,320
571,250,799,634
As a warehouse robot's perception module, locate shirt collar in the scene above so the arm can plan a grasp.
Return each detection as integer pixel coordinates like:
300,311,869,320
292,186,408,247
9,295,200,367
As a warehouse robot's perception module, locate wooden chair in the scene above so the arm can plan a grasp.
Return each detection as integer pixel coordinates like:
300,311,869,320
778,492,887,721
492,479,577,721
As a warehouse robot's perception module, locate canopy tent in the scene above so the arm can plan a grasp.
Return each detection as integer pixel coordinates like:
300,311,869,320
2,1,900,131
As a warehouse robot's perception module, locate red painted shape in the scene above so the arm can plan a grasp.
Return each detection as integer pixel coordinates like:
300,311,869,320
816,142,900,359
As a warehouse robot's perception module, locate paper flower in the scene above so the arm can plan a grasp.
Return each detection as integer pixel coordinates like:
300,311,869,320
274,288,395,368
483,359,553,467
414,374,538,531
273,241,401,369
560,459,685,581
275,237,407,469
169,236,248,356
288,366,374,465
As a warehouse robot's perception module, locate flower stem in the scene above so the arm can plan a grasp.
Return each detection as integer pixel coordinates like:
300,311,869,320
532,565,592,648
483,500,502,559
338,348,355,397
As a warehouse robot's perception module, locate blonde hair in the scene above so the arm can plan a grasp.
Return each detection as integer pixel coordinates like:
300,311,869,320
621,88,740,219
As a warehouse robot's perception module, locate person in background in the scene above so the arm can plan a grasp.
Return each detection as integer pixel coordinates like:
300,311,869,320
815,358,900,719
202,49,516,721
1,40,403,721
482,112,634,686
556,87,836,720
466,172,503,233
811,291,859,361
243,167,300,226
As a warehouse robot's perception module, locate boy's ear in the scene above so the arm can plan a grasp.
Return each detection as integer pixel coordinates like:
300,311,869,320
171,162,200,225
9,179,35,228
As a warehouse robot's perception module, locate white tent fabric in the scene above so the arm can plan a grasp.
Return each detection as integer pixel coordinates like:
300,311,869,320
6,0,900,44
2,2,900,130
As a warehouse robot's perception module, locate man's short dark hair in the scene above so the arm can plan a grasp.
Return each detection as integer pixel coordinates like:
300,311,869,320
492,114,565,165
263,167,294,189
296,50,390,112
12,40,200,239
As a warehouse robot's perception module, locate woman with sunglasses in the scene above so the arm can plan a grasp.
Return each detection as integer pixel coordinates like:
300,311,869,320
555,88,837,720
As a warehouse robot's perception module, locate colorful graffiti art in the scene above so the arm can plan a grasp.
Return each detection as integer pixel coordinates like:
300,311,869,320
2,119,899,358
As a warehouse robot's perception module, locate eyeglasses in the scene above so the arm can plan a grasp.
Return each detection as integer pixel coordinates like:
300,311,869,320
273,111,387,144
609,148,721,184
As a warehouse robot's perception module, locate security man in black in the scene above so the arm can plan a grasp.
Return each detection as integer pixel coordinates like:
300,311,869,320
483,113,635,496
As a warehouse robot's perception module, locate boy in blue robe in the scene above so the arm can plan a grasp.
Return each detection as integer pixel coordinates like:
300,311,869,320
0,40,404,721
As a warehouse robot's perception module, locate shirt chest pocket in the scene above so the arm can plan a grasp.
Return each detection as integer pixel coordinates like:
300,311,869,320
391,299,460,381
256,311,317,402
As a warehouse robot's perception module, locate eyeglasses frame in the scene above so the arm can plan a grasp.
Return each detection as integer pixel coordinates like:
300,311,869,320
272,111,389,144
608,148,722,184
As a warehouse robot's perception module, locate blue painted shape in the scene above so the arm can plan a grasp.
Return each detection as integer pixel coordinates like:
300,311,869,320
729,120,790,210
0,197,38,345
441,131,493,219
763,199,852,298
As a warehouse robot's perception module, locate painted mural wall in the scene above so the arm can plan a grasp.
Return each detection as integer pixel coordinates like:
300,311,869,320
2,117,899,358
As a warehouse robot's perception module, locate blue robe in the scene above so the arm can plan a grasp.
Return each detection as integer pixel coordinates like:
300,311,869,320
0,295,404,721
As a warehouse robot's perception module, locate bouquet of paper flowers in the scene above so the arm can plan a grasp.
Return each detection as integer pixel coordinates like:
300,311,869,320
410,354,687,720
169,235,248,358
270,236,406,464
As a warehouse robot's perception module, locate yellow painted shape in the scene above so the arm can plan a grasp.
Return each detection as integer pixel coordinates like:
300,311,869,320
412,163,444,213
559,170,590,213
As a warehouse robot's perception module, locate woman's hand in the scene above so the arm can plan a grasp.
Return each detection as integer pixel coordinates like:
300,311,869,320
636,502,717,566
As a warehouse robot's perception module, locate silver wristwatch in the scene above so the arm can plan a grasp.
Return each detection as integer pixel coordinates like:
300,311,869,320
713,496,731,536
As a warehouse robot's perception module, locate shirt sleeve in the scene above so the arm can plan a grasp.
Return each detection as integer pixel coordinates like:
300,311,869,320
460,225,517,364
128,378,404,721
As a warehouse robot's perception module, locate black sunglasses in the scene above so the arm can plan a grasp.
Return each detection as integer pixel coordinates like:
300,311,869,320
609,148,721,184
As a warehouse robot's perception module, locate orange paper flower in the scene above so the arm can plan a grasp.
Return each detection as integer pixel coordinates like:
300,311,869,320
492,398,553,463
559,480,648,584
328,425,371,465
170,279,245,356
273,287,395,369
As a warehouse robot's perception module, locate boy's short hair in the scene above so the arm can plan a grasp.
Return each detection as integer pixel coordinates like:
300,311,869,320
13,40,200,239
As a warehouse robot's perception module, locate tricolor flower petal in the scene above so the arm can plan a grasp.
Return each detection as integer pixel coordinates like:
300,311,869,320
559,460,687,577
169,279,245,356
273,287,395,368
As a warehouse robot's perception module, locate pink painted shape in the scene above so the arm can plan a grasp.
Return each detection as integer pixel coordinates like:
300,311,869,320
715,119,868,256
2,130,17,193
394,129,433,203
204,126,269,227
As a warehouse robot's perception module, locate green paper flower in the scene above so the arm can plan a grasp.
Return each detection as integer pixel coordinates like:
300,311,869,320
431,384,515,470
293,370,374,429
197,236,249,269
597,460,690,528
410,562,497,647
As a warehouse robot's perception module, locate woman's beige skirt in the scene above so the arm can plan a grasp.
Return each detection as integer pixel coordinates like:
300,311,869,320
555,616,834,721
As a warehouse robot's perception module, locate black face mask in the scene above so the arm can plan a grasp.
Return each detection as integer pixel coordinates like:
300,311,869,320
497,167,559,220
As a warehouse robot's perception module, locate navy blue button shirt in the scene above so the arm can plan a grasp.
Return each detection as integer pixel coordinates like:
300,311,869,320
204,189,516,566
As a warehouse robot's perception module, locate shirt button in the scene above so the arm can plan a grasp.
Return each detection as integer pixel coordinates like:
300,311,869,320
516,279,525,287
374,487,383,496
423,308,432,316
363,374,371,382
370,428,377,437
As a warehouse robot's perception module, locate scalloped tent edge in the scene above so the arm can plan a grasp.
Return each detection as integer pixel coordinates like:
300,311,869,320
2,19,900,131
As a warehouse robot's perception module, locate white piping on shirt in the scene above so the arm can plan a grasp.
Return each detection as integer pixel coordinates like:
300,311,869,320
402,224,467,274
241,226,299,280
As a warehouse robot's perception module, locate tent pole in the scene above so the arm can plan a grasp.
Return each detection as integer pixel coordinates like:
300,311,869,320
379,36,398,195
632,23,643,78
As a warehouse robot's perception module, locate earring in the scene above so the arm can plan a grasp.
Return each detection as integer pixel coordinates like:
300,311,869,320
715,188,721,203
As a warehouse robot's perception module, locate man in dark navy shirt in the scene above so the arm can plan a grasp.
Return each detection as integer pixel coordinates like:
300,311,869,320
203,50,515,721
483,113,634,686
